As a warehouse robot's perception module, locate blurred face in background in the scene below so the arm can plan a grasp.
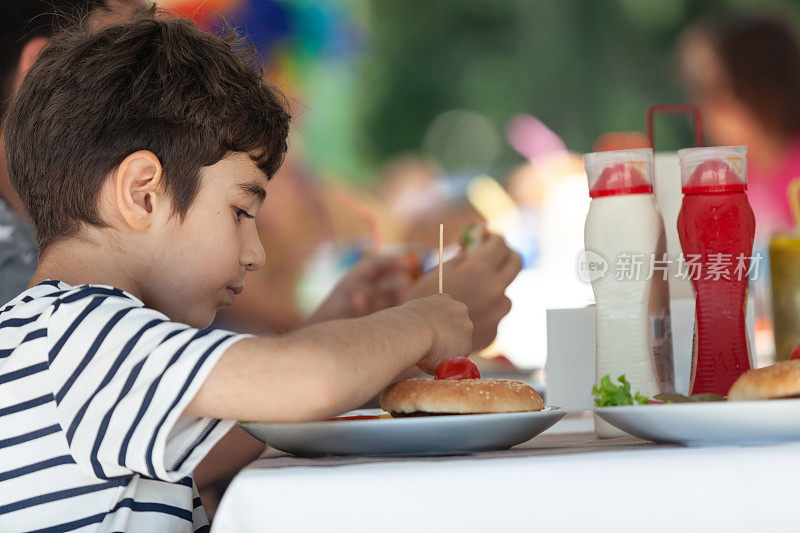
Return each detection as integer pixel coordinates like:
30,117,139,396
13,1,144,91
679,31,759,148
0,0,146,217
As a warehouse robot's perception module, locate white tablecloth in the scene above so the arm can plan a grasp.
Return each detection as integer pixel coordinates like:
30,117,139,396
211,418,800,533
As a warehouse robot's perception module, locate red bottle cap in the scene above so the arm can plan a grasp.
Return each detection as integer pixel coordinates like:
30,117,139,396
679,147,747,194
584,148,654,199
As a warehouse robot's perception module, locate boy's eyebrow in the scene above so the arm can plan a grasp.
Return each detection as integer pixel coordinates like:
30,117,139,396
236,181,267,202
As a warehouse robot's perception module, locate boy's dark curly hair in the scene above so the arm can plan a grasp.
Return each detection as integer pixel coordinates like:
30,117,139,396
5,6,291,252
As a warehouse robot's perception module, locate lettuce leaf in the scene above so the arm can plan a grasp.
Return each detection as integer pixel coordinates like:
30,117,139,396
592,374,649,407
460,224,480,248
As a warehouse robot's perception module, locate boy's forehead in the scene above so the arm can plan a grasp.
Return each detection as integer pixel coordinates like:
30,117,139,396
202,153,269,191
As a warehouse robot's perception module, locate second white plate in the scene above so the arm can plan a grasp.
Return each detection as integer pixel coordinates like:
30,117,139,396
595,398,800,446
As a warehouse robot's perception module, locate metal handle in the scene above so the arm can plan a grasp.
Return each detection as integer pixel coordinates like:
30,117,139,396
645,104,704,150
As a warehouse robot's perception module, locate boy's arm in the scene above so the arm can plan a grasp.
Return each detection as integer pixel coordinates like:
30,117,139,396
185,294,472,423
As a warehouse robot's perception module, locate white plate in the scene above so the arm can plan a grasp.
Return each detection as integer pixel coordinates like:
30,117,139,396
595,398,800,446
240,407,565,457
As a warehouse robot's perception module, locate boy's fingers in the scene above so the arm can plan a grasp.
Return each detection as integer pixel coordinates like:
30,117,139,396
417,364,436,376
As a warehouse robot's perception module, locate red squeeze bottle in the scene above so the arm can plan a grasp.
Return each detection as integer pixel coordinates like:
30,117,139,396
677,147,755,395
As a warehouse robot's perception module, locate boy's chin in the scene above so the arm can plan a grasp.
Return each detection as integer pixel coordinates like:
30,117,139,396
179,307,218,330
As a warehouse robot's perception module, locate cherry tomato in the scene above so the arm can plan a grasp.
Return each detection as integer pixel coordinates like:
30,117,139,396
435,357,481,380
790,342,800,360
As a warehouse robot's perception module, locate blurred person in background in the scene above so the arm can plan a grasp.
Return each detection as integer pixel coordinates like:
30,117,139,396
0,0,142,306
680,13,800,363
374,154,482,249
375,154,445,244
680,14,800,242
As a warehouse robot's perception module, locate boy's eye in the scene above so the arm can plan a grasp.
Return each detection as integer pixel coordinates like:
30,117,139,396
234,207,255,221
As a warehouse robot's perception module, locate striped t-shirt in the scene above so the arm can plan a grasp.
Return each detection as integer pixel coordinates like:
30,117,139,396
0,281,248,532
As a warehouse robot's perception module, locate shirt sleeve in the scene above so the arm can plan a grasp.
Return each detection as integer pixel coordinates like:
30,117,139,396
46,288,250,482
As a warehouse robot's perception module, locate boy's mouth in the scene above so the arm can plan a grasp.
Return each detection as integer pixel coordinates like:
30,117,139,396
226,285,243,304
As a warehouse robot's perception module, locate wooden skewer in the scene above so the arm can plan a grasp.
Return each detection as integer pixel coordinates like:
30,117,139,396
438,224,444,294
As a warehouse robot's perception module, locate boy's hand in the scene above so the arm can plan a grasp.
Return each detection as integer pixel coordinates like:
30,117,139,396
307,253,414,325
405,234,521,350
402,294,473,374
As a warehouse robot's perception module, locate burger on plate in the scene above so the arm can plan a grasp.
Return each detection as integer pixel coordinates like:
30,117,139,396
380,357,544,417
728,359,800,401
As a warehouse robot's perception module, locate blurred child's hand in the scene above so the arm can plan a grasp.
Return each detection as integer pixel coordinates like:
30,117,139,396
405,234,521,350
306,253,414,325
401,294,473,373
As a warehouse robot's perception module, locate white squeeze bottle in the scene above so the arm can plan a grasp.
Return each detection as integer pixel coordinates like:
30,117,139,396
583,148,675,438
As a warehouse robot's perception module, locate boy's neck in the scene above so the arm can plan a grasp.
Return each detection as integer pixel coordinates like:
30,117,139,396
29,237,144,301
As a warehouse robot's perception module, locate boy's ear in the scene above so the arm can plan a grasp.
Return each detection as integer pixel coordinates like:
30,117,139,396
113,151,165,231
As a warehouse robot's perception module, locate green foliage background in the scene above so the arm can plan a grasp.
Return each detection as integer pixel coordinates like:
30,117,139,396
297,0,800,181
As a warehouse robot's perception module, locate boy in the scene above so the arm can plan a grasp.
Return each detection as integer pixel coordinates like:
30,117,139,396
0,10,472,532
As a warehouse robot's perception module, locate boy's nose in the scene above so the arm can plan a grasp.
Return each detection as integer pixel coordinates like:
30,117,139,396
242,230,266,271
